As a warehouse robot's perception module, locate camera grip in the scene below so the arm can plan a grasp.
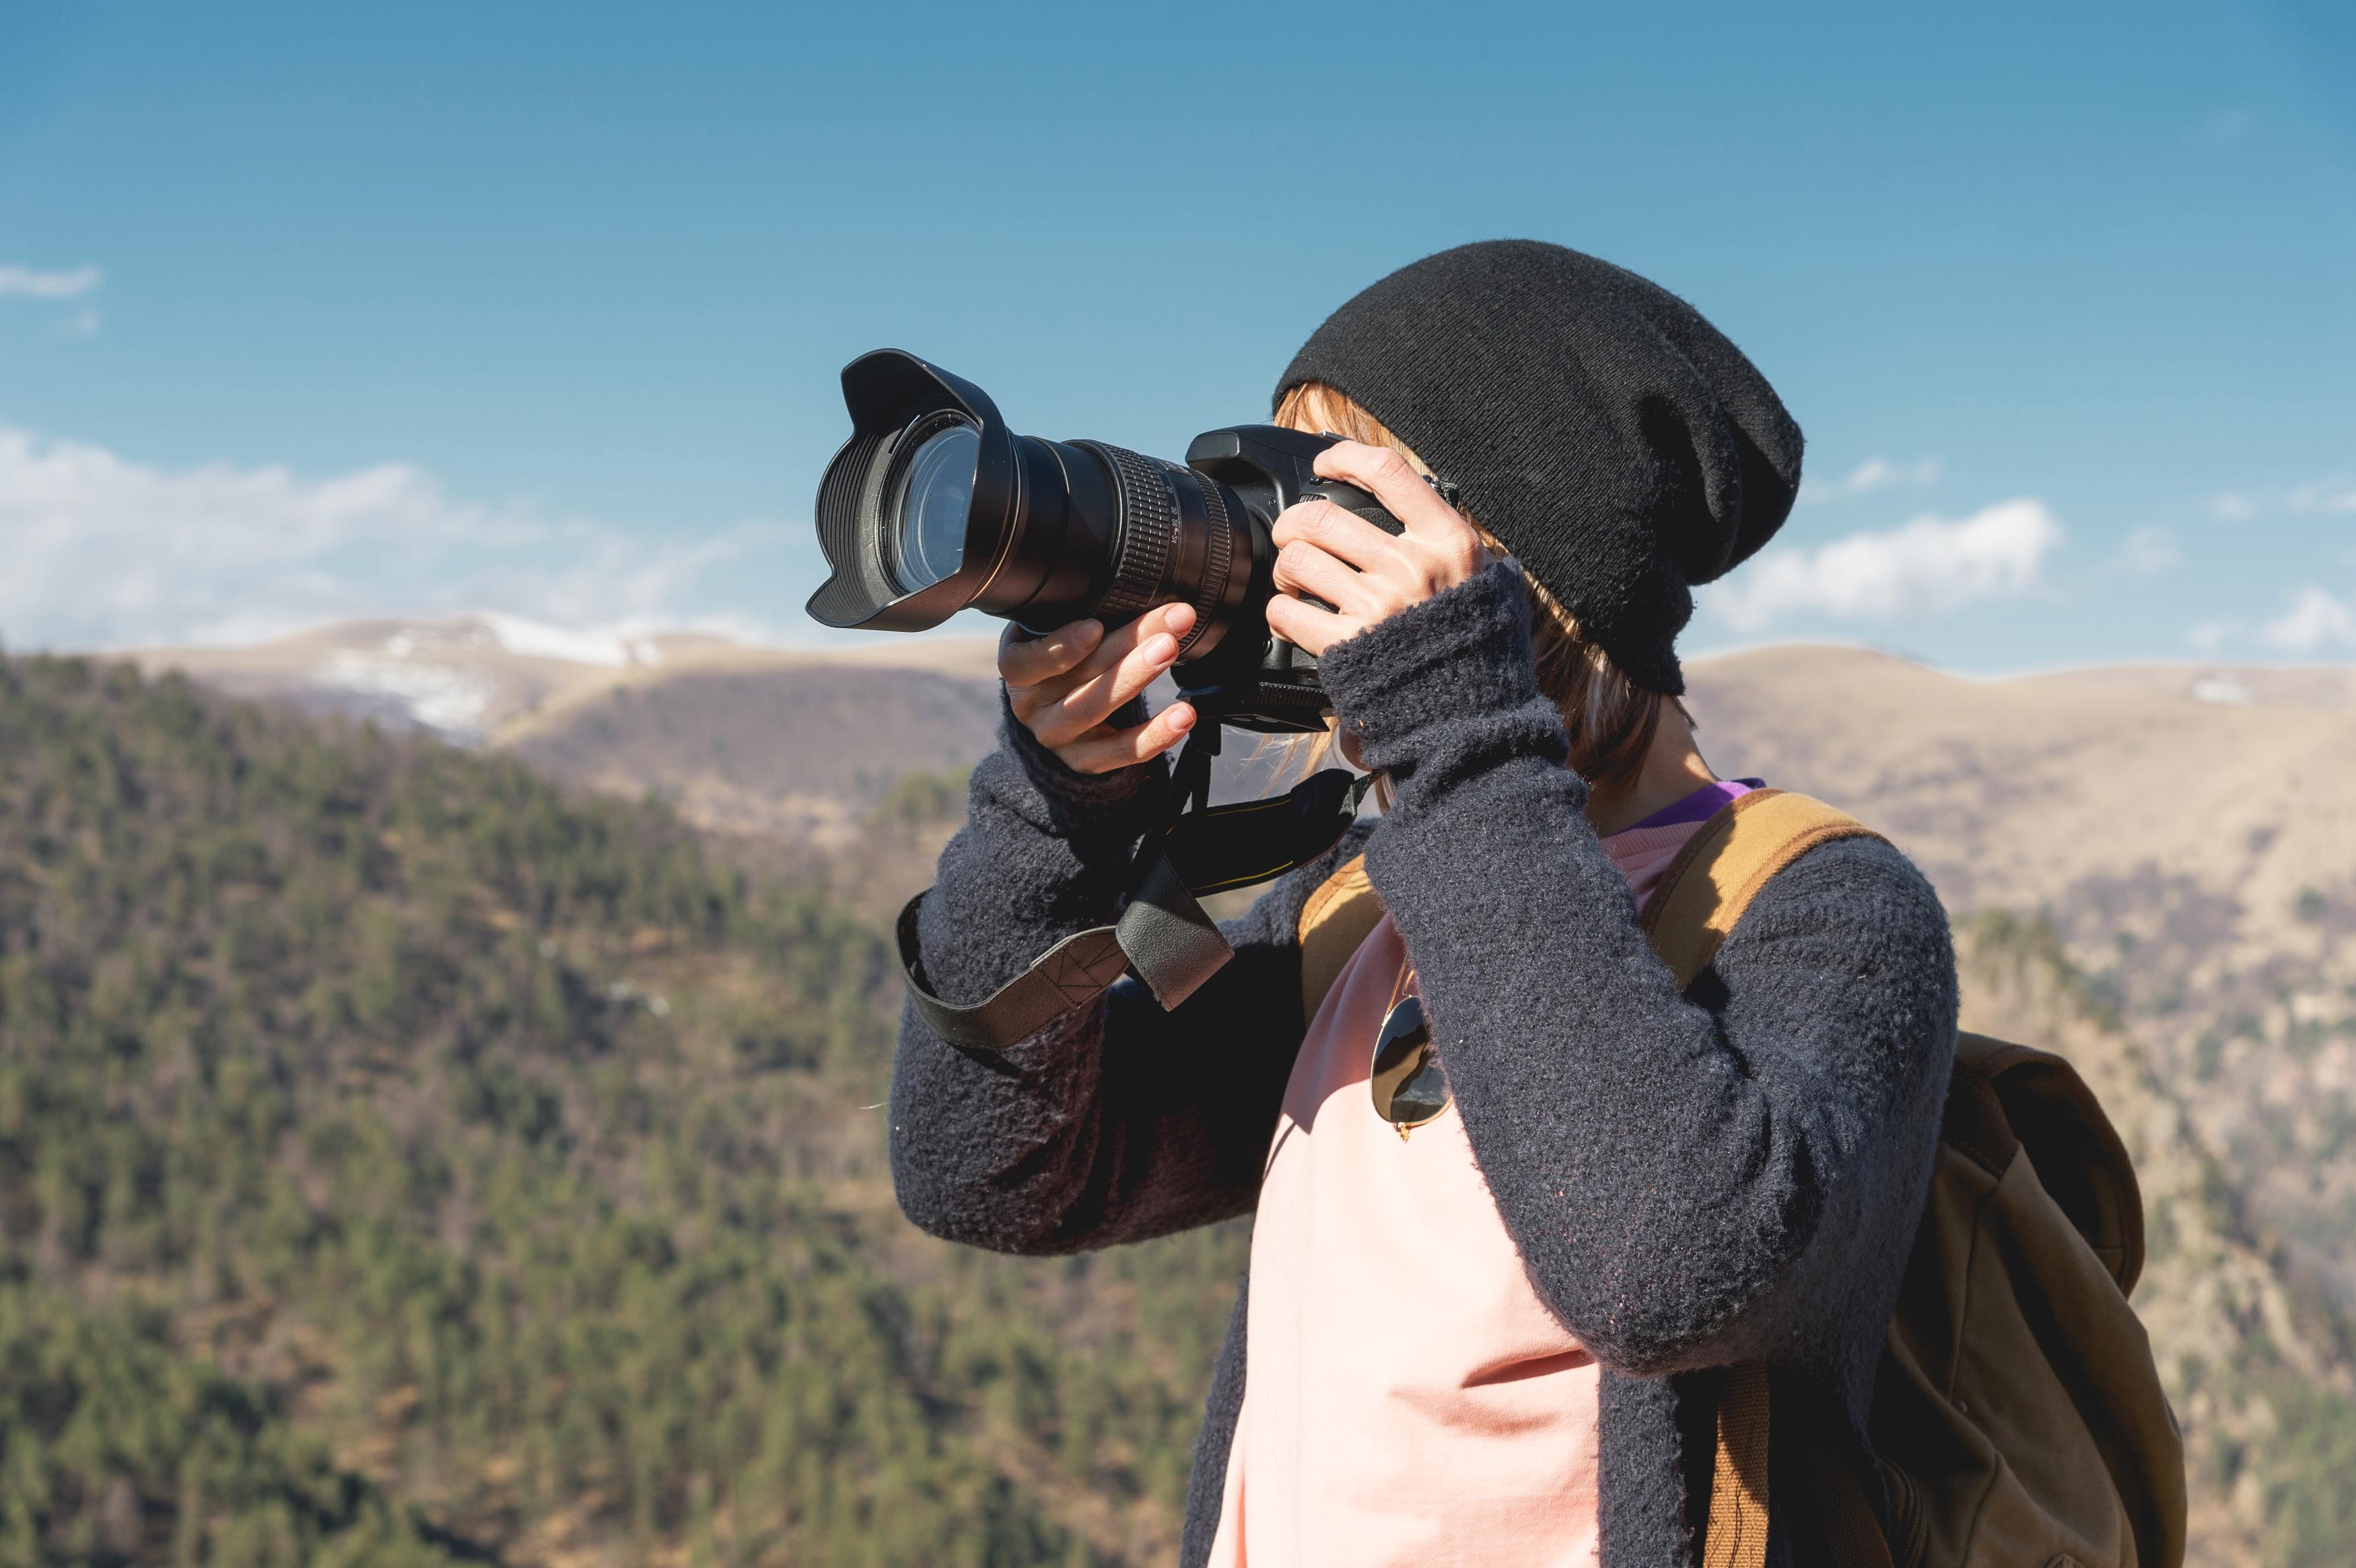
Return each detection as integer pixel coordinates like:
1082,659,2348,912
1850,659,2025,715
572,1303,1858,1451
1298,478,1405,536
1284,479,1407,614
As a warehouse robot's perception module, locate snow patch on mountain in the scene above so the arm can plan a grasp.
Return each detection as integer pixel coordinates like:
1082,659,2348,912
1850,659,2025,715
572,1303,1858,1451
316,649,500,740
479,612,666,669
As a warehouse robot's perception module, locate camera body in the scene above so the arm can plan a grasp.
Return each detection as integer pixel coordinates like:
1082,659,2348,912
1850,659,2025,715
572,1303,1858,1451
806,350,1404,734
1171,423,1402,731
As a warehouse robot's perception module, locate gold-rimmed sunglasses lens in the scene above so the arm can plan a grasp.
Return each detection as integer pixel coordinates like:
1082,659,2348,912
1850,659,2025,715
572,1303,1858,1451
1369,994,1449,1135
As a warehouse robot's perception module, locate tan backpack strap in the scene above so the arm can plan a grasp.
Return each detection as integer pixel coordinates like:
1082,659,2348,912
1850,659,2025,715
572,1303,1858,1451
1296,854,1385,1025
1657,790,1887,1566
1640,789,1886,991
1298,793,1884,1028
1785,1427,1900,1568
1703,1365,1772,1568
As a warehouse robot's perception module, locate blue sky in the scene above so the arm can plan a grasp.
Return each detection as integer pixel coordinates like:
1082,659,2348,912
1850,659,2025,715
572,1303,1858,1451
2,0,2351,670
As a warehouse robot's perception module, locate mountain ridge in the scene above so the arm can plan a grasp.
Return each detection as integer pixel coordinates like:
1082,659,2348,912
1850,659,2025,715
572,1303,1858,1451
127,613,1002,746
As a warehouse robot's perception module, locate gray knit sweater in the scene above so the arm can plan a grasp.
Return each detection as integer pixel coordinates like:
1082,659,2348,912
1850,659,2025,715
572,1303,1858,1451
890,563,1958,1568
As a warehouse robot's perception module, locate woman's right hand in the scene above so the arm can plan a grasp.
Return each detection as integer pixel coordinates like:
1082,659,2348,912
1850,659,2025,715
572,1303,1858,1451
1000,602,1199,775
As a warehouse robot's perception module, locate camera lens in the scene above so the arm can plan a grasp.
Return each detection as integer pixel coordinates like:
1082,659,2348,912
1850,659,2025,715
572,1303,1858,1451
888,421,979,593
811,351,1260,678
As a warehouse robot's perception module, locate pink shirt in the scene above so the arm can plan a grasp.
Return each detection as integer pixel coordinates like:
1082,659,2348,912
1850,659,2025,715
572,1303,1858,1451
1205,801,1735,1567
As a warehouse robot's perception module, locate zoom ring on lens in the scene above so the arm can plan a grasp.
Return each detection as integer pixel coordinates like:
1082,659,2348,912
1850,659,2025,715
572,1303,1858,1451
1178,473,1231,657
1090,443,1177,621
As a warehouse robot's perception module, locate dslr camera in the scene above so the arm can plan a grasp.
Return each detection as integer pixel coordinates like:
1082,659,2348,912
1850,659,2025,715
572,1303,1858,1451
805,349,1408,733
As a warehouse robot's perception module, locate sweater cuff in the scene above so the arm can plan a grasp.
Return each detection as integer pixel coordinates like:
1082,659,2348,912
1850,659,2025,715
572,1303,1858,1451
1315,561,1564,772
998,689,1173,840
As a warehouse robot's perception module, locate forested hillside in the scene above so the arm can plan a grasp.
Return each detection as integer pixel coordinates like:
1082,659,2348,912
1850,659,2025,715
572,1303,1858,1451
9,651,2355,1567
0,655,1240,1566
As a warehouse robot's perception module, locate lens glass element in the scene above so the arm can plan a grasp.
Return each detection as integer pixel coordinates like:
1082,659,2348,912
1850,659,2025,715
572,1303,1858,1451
890,423,979,593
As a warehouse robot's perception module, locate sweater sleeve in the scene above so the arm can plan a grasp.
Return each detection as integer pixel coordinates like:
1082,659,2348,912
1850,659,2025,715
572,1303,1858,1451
1317,562,1958,1377
887,694,1362,1255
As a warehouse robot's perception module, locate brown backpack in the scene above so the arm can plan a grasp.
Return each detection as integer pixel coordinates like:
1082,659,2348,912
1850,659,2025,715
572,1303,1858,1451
1295,789,2187,1568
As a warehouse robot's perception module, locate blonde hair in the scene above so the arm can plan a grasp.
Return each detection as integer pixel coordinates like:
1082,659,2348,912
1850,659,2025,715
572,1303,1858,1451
1272,382,1671,793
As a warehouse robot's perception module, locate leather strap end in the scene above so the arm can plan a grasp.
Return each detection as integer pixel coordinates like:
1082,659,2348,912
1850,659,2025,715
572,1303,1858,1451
1116,849,1235,1011
895,893,1131,1054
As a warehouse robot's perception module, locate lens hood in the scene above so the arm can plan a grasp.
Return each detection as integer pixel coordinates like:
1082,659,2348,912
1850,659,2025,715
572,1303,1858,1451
807,351,1019,631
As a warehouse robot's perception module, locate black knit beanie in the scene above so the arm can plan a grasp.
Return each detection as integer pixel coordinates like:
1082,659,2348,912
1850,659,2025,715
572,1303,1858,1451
1276,240,1803,695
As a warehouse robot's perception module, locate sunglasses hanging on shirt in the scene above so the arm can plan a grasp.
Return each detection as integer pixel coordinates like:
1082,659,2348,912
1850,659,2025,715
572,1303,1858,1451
1368,963,1451,1140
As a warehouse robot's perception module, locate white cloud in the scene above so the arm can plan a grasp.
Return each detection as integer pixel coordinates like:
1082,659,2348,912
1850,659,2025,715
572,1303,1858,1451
477,612,644,667
1799,454,1939,505
2288,475,2356,515
0,423,794,651
2203,477,2356,520
1705,499,2065,632
0,264,102,299
2114,525,2181,576
2262,587,2356,652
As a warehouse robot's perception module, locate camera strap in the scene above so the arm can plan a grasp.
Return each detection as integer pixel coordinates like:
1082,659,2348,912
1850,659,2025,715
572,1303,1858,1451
895,765,1371,1054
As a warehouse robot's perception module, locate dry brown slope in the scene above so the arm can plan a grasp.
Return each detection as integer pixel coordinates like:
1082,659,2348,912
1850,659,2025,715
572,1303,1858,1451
1689,648,2356,1280
133,617,1006,845
501,664,999,847
1682,646,2356,923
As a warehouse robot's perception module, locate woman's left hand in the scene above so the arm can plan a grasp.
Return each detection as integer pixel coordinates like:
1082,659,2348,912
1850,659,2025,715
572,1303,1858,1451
1265,440,1492,656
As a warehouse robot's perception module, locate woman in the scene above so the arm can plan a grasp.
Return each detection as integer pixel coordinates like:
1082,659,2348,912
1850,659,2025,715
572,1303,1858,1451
889,241,1958,1567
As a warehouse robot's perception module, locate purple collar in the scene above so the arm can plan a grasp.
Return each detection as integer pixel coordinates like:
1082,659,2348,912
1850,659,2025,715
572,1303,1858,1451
1622,778,1766,834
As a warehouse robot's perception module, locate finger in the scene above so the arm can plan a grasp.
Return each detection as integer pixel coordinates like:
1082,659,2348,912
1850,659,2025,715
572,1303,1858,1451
1270,498,1410,574
1031,610,1191,746
1272,539,1386,618
1266,590,1355,659
1014,603,1186,725
1313,440,1474,544
1055,601,1193,692
1000,618,1103,688
1058,701,1198,774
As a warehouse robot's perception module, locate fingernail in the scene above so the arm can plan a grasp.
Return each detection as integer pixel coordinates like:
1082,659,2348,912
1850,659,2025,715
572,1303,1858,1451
1144,634,1176,662
1075,620,1103,643
1169,705,1196,730
1166,603,1196,631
